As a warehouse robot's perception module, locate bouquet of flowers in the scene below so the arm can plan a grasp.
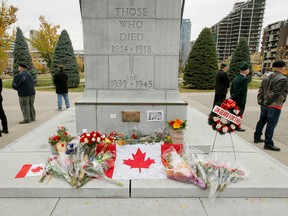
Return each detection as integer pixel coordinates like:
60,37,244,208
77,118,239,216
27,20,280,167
48,126,75,145
168,119,187,130
185,152,249,202
161,147,207,189
40,142,122,188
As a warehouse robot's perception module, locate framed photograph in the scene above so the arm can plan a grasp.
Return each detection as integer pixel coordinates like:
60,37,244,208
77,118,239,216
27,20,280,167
147,110,164,121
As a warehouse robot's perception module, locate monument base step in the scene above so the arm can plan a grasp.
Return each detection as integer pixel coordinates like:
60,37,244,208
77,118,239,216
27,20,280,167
1,108,288,198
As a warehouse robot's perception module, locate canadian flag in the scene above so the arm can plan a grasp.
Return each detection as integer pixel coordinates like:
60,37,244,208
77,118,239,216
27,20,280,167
15,164,45,178
98,143,183,180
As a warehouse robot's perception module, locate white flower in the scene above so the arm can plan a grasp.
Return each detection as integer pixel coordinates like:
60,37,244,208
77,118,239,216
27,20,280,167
222,126,228,133
97,137,101,142
216,124,222,129
91,137,96,142
213,117,220,121
102,134,106,138
233,109,240,115
231,124,236,130
84,138,88,143
220,117,228,124
87,133,90,137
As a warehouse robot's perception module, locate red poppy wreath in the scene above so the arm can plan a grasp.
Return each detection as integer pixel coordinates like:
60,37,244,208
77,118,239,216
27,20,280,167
208,99,242,135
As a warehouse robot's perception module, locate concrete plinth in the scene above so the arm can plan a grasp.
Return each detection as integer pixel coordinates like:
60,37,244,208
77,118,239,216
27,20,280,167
76,0,187,134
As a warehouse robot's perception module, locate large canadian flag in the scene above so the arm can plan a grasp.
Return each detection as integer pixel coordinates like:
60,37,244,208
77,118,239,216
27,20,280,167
100,143,183,180
15,164,45,178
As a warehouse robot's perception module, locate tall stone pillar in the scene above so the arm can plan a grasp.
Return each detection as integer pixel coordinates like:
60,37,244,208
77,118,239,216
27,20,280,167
76,0,187,134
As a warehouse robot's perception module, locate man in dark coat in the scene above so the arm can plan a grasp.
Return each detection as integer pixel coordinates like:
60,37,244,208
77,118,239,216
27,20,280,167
253,60,288,151
12,63,36,124
53,65,70,111
230,62,250,132
213,63,230,107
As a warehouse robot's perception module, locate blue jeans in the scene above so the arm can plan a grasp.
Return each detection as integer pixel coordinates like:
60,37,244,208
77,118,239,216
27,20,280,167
254,105,281,147
57,93,70,109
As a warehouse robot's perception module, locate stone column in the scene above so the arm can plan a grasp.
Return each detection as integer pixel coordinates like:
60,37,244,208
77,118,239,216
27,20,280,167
76,0,187,134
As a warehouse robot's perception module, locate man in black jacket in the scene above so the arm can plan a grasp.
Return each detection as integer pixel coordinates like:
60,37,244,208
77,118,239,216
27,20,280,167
213,63,230,107
53,65,70,111
12,63,36,124
253,60,288,151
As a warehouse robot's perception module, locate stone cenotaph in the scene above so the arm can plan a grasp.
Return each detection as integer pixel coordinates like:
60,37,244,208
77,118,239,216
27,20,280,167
76,0,187,134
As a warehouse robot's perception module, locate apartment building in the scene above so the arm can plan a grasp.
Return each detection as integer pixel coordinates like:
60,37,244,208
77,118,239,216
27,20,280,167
261,20,288,70
211,0,266,61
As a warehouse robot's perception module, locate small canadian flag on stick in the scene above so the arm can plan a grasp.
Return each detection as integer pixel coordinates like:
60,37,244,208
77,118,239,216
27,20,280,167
15,164,45,178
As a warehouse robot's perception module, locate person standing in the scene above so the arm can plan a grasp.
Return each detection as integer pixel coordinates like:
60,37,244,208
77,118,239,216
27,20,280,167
230,62,250,132
12,63,36,124
53,65,70,111
253,60,288,151
213,63,230,107
0,75,8,135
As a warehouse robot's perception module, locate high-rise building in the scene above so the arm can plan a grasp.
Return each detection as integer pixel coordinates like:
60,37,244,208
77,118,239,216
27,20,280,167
261,20,288,70
211,0,266,61
180,19,191,65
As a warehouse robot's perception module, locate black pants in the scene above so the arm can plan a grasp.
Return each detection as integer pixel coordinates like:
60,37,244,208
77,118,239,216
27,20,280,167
0,95,8,131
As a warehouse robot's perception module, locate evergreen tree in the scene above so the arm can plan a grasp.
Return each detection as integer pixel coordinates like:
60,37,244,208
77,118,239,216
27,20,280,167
51,30,79,88
183,28,218,89
13,27,37,82
228,38,252,82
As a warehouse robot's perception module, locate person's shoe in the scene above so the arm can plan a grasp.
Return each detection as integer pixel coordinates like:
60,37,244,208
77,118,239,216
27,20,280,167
263,145,281,151
235,128,246,132
254,138,265,143
57,108,62,111
19,120,30,124
1,130,9,134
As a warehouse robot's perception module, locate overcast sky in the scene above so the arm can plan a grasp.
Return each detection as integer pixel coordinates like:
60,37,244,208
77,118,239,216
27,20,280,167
8,0,288,50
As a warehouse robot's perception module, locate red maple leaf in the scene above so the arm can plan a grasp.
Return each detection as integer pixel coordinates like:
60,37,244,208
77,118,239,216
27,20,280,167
31,166,43,174
123,148,155,173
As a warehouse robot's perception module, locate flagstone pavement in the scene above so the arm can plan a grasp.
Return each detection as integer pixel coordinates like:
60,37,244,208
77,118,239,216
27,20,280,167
0,89,288,216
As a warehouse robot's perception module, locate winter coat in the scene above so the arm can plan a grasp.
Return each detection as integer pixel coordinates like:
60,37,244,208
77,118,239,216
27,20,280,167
12,70,35,97
230,74,248,108
54,71,68,94
215,70,230,94
257,71,288,107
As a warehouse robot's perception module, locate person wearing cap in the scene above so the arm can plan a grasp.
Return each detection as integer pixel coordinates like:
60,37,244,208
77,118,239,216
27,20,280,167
253,60,288,151
213,63,230,107
230,62,250,132
12,63,36,124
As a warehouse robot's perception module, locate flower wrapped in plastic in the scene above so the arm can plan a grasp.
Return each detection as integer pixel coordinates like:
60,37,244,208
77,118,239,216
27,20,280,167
161,147,207,189
188,154,249,202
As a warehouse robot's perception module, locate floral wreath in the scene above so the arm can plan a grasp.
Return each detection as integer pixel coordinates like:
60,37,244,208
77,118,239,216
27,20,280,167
208,99,242,134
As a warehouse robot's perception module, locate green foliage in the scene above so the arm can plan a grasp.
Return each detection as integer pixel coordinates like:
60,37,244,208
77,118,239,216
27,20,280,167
51,30,79,88
28,16,60,70
13,27,37,83
0,0,18,73
228,38,252,82
183,28,218,89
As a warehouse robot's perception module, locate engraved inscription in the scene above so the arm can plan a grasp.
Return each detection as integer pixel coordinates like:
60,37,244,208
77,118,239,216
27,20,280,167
109,6,154,89
114,8,148,17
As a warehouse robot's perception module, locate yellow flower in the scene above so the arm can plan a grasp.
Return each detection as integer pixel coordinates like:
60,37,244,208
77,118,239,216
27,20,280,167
173,122,181,129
